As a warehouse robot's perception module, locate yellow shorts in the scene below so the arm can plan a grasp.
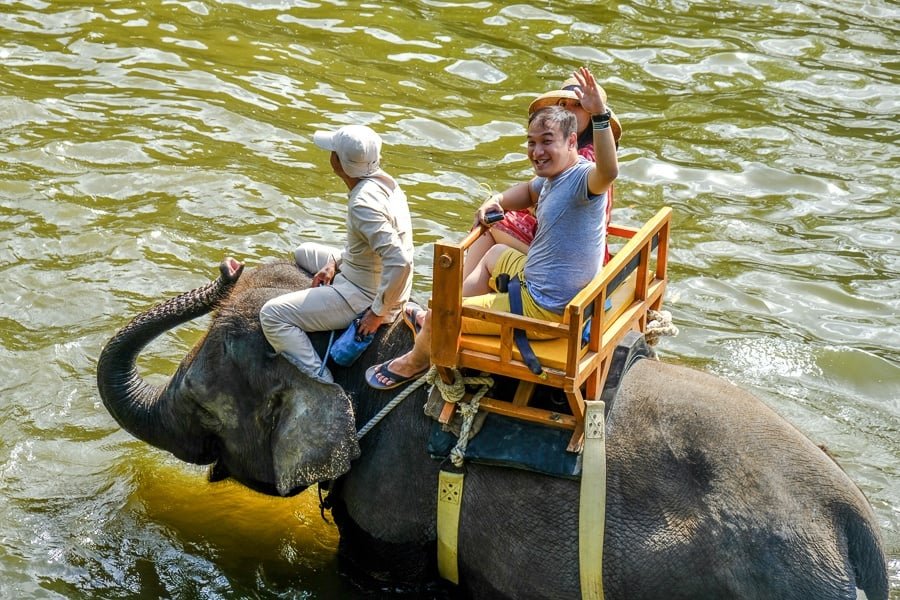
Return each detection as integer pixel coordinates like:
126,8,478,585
461,248,562,338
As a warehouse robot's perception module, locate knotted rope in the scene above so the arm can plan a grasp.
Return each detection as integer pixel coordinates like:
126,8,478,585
645,309,679,346
427,367,494,467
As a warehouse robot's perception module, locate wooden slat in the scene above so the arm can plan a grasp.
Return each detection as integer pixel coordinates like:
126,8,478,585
636,246,650,330
430,226,491,369
566,384,587,451
478,398,577,430
571,284,667,388
460,336,570,370
431,241,464,369
458,349,570,388
460,306,570,338
429,207,672,450
565,305,584,379
438,399,456,424
607,224,638,238
512,380,537,406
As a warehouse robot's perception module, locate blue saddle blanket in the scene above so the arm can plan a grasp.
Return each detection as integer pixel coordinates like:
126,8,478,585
427,413,580,480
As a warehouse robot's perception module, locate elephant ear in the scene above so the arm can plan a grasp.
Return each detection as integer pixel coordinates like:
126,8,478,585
272,381,361,496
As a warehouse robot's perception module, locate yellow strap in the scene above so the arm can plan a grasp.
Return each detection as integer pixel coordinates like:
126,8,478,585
437,469,465,584
579,399,606,599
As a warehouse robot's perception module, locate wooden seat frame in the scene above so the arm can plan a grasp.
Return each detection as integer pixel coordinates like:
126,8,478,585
430,207,672,452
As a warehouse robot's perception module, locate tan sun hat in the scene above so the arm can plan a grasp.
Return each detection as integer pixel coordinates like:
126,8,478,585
528,77,622,145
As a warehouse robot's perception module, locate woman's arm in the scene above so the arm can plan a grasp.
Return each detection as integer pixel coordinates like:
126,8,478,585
473,180,537,226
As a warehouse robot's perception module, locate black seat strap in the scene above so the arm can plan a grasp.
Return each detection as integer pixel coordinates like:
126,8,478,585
508,275,543,375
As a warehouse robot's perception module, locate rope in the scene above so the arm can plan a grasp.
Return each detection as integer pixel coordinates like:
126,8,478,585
645,309,679,346
356,367,431,440
354,365,493,467
317,330,336,379
427,367,494,467
449,384,491,467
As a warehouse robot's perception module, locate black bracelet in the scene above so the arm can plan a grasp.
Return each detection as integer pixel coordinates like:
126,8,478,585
591,111,611,126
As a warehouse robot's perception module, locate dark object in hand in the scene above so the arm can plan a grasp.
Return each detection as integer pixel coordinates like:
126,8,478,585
484,211,505,224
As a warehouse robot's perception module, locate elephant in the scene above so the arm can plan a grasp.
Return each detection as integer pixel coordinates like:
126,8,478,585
97,258,889,600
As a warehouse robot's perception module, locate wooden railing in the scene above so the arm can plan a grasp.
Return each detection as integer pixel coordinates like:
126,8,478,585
430,206,671,451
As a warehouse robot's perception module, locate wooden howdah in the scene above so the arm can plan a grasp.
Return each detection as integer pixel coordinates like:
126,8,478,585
430,207,672,452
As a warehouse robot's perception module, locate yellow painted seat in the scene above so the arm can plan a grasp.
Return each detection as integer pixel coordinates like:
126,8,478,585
430,207,672,452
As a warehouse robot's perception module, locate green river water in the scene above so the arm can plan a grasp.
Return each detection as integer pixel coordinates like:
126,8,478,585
0,0,897,597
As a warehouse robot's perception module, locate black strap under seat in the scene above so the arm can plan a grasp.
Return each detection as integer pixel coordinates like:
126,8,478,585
507,275,543,376
493,231,660,377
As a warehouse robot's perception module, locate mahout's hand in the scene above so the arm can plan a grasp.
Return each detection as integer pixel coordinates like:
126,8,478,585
357,307,385,336
312,257,337,287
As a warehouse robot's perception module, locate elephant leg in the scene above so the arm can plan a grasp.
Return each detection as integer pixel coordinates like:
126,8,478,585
330,494,438,586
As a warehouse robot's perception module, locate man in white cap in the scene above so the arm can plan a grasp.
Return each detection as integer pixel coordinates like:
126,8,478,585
260,124,413,383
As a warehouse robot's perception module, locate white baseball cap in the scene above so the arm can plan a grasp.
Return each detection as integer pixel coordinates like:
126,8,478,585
313,125,382,178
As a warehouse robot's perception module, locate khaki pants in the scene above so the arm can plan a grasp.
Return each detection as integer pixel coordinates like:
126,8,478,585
260,242,360,380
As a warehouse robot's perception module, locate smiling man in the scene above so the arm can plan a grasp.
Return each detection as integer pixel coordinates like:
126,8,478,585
367,67,619,390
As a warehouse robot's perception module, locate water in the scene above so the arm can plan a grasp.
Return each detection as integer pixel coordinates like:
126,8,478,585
1,0,897,597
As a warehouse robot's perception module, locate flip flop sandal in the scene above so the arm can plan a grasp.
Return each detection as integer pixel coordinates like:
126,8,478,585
402,302,425,337
365,359,428,391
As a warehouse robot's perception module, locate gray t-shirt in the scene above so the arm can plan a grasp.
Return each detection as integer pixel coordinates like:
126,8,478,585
524,159,607,314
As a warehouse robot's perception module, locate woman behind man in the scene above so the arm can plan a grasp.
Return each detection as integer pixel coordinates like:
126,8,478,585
367,67,619,390
463,77,622,281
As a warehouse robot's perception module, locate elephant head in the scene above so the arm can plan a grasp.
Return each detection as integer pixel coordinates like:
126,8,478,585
97,258,361,496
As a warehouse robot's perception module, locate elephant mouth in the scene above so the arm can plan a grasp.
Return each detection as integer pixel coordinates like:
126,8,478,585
206,459,309,498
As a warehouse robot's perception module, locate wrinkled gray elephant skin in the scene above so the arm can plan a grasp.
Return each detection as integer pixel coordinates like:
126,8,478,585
97,257,360,496
97,259,889,600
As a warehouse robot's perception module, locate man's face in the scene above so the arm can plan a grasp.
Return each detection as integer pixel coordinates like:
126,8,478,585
527,119,576,178
329,151,343,175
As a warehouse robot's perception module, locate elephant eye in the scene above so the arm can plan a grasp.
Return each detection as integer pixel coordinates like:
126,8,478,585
222,331,243,364
179,372,199,397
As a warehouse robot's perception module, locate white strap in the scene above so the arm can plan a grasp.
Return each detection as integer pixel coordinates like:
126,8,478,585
579,399,607,599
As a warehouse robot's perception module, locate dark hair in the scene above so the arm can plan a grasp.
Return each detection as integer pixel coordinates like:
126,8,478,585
527,105,577,140
577,125,593,150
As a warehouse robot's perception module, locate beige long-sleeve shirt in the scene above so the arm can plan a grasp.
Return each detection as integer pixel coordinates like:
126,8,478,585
332,172,413,319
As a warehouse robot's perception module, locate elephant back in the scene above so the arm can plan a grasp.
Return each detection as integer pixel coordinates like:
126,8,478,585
214,260,313,321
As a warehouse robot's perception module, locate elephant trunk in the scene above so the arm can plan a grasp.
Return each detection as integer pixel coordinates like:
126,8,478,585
97,259,244,460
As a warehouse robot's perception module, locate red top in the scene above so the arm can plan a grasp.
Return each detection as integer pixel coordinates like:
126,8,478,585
491,143,613,264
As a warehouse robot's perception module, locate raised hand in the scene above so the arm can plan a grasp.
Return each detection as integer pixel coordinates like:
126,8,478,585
572,66,608,116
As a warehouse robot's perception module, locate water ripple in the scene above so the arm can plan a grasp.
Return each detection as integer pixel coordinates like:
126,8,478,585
0,0,897,595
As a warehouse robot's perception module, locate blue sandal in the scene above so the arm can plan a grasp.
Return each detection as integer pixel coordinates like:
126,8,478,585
365,360,427,391
402,302,425,337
